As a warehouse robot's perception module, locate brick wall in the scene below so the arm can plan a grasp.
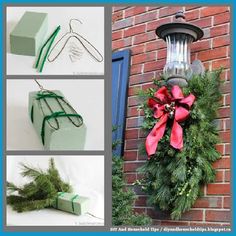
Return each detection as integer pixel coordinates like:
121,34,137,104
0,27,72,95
112,6,231,226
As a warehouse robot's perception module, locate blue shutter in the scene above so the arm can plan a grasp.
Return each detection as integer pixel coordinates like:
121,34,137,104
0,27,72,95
112,49,131,156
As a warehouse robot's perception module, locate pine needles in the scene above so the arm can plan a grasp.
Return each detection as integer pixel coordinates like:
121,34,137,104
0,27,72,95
138,70,222,220
7,158,72,212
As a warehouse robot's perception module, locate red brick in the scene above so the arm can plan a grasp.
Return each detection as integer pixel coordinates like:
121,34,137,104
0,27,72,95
219,131,231,143
225,170,230,182
220,82,231,93
181,210,203,221
124,173,136,184
225,144,230,155
197,47,227,62
130,64,142,76
218,107,230,118
191,17,212,29
128,96,140,107
147,18,171,32
142,83,157,91
134,207,146,214
146,40,166,52
147,208,171,220
215,144,224,155
207,183,230,195
186,9,200,21
125,129,139,139
125,6,146,17
225,119,230,130
112,11,123,23
125,139,139,150
127,106,139,117
144,60,165,72
212,58,230,70
132,51,156,65
112,31,123,41
124,24,146,37
210,24,229,37
159,6,183,18
201,6,229,17
206,210,231,222
147,6,162,11
135,196,147,206
193,197,222,208
129,72,154,85
213,35,230,48
112,38,132,50
213,158,230,169
214,12,230,26
157,48,166,59
215,170,224,182
112,18,133,31
124,150,138,161
191,40,211,53
126,117,139,128
160,221,189,226
133,31,156,45
190,222,222,226
186,6,200,11
135,11,157,24
130,44,145,55
223,197,231,208
113,6,128,12
225,94,230,106
128,86,140,96
124,162,143,172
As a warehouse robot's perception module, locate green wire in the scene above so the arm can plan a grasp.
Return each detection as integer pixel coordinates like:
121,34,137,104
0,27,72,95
35,25,61,72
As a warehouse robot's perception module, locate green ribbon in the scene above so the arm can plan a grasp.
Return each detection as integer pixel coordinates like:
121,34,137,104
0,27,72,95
55,192,79,213
71,194,79,213
41,111,83,144
30,92,64,123
55,192,65,209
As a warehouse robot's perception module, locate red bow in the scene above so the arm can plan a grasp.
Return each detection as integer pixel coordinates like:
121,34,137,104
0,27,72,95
145,85,195,157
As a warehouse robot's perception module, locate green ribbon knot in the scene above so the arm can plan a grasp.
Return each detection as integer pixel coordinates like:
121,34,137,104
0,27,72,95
41,111,83,144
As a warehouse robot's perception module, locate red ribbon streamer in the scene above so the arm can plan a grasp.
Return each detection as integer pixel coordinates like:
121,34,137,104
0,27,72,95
145,85,195,157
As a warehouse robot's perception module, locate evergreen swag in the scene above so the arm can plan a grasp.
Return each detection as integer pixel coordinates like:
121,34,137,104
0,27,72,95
7,158,72,212
112,127,151,225
137,70,222,220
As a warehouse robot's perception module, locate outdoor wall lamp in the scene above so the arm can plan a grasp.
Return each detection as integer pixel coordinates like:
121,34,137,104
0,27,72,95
156,10,204,86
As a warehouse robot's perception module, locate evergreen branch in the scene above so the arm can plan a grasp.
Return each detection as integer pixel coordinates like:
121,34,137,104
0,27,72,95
20,163,44,179
7,181,22,193
137,70,223,220
11,199,54,212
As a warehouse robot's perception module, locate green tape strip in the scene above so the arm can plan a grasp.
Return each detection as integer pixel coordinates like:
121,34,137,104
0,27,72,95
56,192,65,209
71,194,79,213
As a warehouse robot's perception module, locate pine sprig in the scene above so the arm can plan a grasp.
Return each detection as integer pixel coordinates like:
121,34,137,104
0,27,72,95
138,71,222,220
7,158,72,213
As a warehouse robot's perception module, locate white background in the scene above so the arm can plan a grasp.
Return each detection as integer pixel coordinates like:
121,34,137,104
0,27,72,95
7,155,104,226
7,79,104,150
6,7,104,75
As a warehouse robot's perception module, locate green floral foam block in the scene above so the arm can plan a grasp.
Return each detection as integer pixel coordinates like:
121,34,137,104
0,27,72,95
29,90,86,150
10,11,48,56
52,192,90,215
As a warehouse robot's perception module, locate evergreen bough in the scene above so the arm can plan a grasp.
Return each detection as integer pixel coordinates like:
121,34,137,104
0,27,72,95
7,158,72,212
112,127,151,225
138,70,222,220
